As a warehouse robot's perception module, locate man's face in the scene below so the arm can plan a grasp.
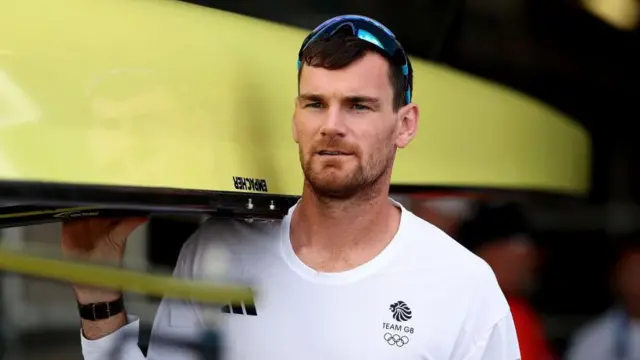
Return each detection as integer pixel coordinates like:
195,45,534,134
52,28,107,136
293,52,417,199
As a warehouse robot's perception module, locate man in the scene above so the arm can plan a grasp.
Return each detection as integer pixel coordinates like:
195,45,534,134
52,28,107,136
565,236,640,360
459,202,555,360
62,15,520,360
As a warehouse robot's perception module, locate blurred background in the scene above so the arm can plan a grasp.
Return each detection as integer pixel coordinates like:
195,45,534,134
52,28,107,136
1,0,639,359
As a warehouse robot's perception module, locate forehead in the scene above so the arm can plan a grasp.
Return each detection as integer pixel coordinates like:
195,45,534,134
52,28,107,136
299,52,393,101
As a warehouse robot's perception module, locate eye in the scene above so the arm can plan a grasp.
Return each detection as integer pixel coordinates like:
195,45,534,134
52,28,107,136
351,103,371,111
304,102,324,109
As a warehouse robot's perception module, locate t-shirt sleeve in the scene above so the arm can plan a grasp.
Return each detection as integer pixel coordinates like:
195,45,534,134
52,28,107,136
144,230,209,359
80,315,145,360
462,313,522,360
449,262,522,360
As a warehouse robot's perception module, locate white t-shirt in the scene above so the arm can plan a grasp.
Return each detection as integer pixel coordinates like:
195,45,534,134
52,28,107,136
566,308,640,360
81,201,521,360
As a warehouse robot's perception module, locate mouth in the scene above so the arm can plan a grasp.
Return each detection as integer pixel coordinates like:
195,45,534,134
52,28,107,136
317,150,352,156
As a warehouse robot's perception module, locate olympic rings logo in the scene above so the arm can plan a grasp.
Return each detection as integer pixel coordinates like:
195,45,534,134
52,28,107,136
384,332,409,347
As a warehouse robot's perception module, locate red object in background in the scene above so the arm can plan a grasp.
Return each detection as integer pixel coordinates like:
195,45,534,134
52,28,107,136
508,296,557,360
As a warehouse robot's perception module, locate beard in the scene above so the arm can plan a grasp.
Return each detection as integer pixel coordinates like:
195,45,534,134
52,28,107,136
299,140,393,200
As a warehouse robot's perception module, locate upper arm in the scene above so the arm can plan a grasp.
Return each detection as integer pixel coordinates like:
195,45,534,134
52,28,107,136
145,224,210,360
144,218,261,359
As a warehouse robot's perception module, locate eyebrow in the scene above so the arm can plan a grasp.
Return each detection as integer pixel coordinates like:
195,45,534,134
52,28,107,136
298,93,324,102
298,93,381,104
345,95,380,105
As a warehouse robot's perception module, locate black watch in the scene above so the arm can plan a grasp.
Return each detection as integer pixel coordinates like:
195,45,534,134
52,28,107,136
78,296,125,321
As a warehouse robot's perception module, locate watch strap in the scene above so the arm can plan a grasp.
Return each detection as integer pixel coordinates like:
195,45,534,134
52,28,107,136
78,296,125,321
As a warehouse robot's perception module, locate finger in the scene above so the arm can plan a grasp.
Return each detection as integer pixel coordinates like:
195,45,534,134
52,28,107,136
62,218,112,234
111,217,148,240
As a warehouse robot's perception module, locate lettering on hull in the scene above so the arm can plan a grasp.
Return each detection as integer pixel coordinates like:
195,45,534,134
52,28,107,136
233,177,268,192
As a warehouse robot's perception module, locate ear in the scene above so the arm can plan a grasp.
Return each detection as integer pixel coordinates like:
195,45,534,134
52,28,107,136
292,98,300,144
395,103,419,148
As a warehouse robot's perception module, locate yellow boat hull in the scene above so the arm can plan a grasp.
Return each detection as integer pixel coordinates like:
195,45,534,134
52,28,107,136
0,0,591,199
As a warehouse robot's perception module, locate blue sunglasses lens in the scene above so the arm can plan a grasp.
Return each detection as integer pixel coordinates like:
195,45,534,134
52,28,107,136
302,17,398,55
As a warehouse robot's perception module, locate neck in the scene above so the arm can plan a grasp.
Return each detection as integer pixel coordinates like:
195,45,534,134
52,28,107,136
289,181,401,269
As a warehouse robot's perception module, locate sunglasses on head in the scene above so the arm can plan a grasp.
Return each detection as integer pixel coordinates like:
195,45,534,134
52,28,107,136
297,15,412,105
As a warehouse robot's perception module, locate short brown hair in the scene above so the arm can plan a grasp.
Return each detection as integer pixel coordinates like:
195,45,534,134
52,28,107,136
298,32,411,111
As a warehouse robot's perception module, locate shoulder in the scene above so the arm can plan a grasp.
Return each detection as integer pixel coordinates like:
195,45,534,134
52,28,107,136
400,207,510,324
193,215,282,245
173,217,283,281
401,208,501,286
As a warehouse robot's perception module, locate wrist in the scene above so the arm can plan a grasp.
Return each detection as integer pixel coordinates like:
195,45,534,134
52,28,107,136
78,296,125,321
74,287,122,305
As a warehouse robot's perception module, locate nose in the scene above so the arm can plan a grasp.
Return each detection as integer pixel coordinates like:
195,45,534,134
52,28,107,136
319,105,347,137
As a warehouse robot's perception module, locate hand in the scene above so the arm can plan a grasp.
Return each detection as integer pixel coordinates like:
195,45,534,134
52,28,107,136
61,217,147,303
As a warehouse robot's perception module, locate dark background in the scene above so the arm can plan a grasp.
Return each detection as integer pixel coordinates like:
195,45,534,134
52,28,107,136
143,0,639,356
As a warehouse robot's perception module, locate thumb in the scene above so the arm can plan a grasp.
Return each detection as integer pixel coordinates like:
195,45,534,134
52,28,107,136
111,217,148,240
